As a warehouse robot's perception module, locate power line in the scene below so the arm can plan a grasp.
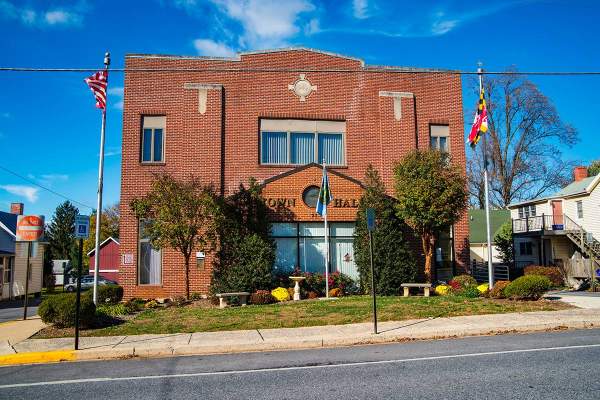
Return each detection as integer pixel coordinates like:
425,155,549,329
1,66,600,75
0,165,95,210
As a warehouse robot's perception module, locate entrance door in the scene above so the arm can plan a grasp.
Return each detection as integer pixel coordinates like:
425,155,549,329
332,238,358,280
551,200,563,228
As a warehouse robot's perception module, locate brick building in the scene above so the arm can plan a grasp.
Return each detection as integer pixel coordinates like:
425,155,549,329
119,48,469,299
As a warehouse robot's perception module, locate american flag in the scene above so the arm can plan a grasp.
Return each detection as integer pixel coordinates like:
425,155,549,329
84,70,108,110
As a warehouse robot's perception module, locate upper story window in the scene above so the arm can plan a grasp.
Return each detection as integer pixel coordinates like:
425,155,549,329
260,119,345,166
141,116,166,163
430,125,449,152
518,205,536,219
576,200,583,219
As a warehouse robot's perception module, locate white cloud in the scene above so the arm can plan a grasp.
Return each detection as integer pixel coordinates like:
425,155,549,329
430,18,458,35
0,1,83,27
45,10,81,26
26,173,69,187
104,147,122,157
352,0,368,19
193,38,236,57
304,18,320,35
210,0,316,49
108,87,124,110
0,185,40,203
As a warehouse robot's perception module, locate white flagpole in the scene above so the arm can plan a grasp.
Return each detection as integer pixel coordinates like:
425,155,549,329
92,52,110,305
478,64,495,289
323,159,330,298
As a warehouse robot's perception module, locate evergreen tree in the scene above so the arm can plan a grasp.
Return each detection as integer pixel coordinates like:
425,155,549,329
494,221,514,267
47,201,79,262
211,178,275,293
354,165,417,295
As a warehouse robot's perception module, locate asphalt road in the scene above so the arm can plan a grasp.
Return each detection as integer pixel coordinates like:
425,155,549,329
0,298,39,322
1,329,600,399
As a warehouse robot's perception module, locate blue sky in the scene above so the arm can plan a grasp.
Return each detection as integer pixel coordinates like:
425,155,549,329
0,0,598,220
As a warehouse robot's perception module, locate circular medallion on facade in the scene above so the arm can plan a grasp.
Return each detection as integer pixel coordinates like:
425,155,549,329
288,74,317,102
302,185,320,208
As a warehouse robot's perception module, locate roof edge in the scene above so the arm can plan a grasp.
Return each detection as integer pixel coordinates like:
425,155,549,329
87,236,120,256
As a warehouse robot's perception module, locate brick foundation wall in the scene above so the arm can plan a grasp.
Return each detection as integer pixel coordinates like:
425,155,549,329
119,49,469,299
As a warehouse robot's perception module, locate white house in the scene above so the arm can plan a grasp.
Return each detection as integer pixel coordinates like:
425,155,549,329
0,204,45,300
508,167,600,280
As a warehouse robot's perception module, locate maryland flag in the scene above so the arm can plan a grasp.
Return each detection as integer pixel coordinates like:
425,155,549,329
468,88,488,147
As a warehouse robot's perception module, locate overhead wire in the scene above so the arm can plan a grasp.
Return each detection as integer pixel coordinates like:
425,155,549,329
0,165,95,210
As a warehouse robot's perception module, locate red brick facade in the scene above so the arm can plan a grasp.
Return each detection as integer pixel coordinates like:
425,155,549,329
119,48,469,299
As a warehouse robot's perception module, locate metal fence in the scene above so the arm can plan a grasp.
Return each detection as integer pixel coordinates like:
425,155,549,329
471,261,510,283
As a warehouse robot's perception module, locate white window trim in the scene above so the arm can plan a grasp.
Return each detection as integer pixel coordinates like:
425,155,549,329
141,116,166,164
429,124,450,153
260,119,346,166
576,200,583,219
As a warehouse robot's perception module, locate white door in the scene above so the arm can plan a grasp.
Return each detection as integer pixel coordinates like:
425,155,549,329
332,238,358,280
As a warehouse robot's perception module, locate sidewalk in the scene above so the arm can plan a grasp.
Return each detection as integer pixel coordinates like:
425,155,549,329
0,315,46,355
1,308,599,366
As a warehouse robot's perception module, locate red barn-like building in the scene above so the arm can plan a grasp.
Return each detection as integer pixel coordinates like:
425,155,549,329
88,237,120,282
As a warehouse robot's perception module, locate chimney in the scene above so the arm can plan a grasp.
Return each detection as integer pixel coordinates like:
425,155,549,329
574,166,588,182
10,202,24,215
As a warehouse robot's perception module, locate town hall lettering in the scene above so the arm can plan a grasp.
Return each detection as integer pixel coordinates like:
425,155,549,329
265,198,358,208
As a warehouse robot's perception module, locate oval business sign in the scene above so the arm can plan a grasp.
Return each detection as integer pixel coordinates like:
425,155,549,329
16,215,45,242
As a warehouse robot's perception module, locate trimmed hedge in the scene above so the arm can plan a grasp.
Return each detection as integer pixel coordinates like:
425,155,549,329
489,281,510,299
504,275,551,300
38,293,96,328
97,284,124,304
250,290,275,305
453,274,477,288
524,266,564,287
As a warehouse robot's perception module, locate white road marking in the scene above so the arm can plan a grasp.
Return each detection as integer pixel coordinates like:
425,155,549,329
2,343,600,389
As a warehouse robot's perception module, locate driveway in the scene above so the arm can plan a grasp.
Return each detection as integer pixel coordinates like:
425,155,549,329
0,298,40,323
545,290,600,309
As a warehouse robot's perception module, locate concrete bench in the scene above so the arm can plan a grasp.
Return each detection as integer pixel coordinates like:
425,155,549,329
215,292,250,308
401,283,432,297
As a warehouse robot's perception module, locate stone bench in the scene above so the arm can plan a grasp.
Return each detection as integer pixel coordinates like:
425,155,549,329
401,283,432,297
215,292,250,308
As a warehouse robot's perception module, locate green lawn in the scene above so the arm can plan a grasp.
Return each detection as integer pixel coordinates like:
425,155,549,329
35,295,571,338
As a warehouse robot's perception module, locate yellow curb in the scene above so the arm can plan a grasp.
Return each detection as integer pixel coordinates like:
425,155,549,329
0,350,76,366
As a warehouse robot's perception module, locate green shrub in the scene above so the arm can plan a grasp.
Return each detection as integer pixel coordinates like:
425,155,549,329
212,233,275,293
453,274,477,288
524,266,564,287
354,165,417,295
456,285,481,298
97,284,124,304
303,273,326,296
123,298,145,313
190,292,203,301
171,295,189,307
489,281,511,299
38,293,96,328
250,290,275,305
504,275,551,300
96,303,127,317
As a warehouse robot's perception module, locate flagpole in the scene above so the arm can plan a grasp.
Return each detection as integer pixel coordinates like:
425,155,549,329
323,159,330,298
478,64,495,289
92,52,110,305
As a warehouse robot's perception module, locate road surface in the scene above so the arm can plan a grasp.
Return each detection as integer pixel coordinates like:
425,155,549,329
1,329,600,399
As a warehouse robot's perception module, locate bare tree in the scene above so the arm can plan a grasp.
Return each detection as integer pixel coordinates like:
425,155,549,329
467,68,578,208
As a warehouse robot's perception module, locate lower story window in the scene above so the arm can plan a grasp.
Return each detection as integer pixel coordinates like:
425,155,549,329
139,220,161,285
271,222,358,280
1,257,13,284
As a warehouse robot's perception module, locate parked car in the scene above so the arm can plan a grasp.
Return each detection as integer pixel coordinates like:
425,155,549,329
64,275,117,292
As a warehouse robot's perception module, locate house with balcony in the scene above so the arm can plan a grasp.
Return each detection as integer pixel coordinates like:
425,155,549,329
508,167,600,282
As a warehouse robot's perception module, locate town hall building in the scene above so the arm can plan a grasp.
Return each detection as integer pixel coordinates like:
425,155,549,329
118,48,469,299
